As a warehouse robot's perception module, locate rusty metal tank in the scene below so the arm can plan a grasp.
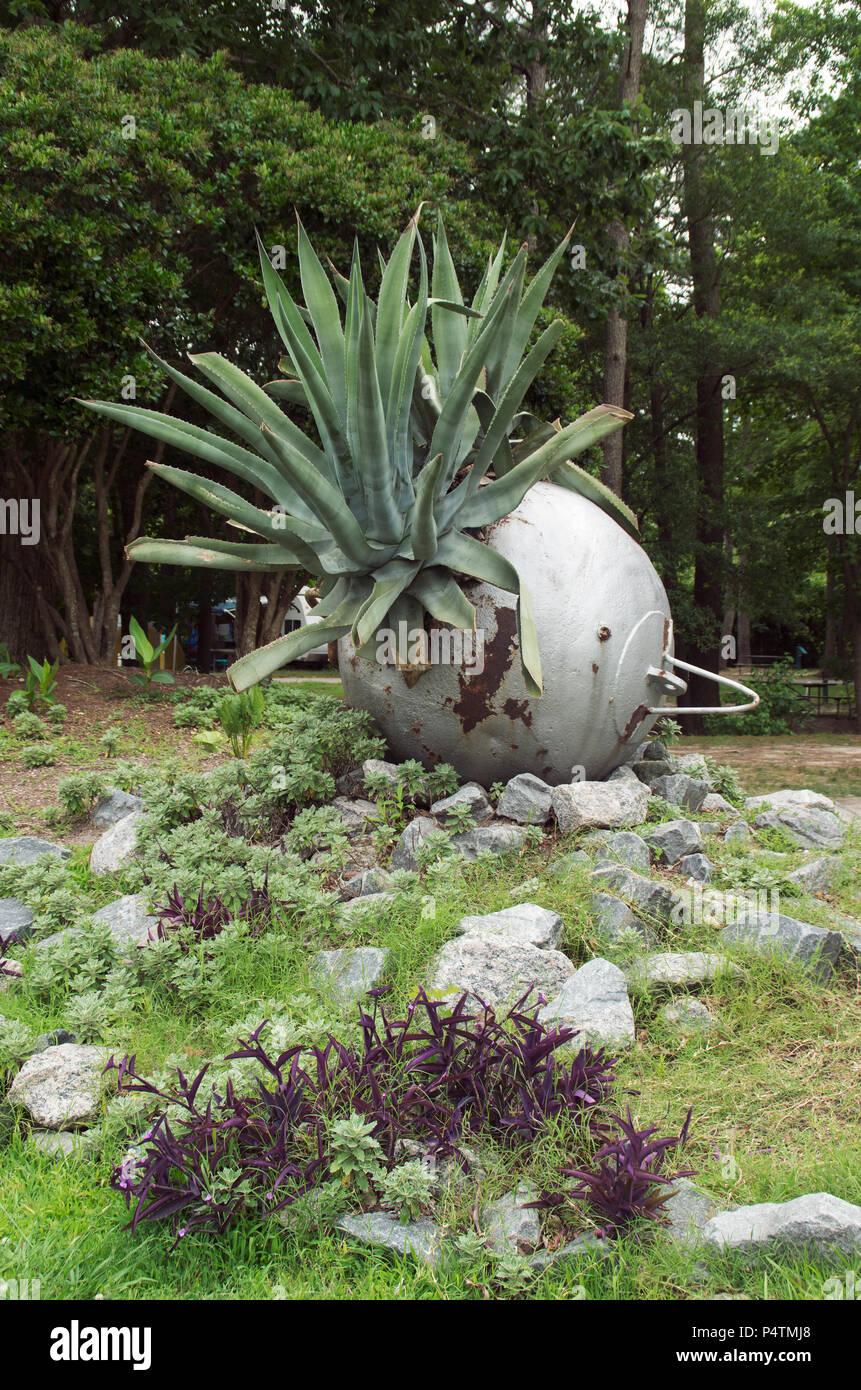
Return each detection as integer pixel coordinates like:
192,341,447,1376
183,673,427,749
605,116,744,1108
338,481,692,785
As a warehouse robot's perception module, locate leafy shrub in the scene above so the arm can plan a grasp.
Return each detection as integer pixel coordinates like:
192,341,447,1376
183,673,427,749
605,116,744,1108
704,658,808,735
12,711,48,740
21,743,57,767
219,686,265,757
58,771,106,818
328,1112,384,1195
152,878,280,947
5,690,28,717
46,702,67,726
99,727,122,757
378,1159,436,1223
24,655,59,710
701,756,745,804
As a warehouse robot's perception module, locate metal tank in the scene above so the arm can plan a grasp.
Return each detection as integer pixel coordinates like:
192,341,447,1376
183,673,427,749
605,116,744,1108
338,482,757,786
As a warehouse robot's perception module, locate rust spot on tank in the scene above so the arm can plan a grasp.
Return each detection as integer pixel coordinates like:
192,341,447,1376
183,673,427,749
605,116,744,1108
598,625,612,642
592,662,599,675
452,607,517,734
621,703,649,743
663,616,670,651
503,697,533,727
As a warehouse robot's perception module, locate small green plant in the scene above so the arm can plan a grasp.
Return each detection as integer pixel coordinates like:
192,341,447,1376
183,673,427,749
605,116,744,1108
443,803,477,834
219,686,265,757
379,1160,436,1224
0,643,21,680
46,702,67,726
57,771,106,818
126,617,177,691
21,743,57,767
654,716,682,744
99,726,122,758
5,690,28,717
192,729,223,751
702,755,745,805
327,1112,384,1196
24,655,59,710
12,711,48,741
490,780,506,805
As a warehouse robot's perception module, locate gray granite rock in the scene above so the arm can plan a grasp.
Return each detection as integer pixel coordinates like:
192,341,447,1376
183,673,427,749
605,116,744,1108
607,765,639,783
643,819,704,865
632,759,675,787
361,758,402,792
745,789,836,815
659,998,717,1034
680,852,714,883
496,773,553,824
430,782,493,825
89,811,144,875
32,1029,77,1053
482,1183,541,1255
449,824,531,860
700,792,737,816
673,754,714,784
785,857,837,894
391,816,439,870
529,1234,614,1271
0,897,34,943
642,740,668,761
723,908,843,982
339,892,396,917
551,780,650,832
7,1044,112,1129
724,821,751,846
331,796,379,836
93,788,144,829
753,806,845,850
548,851,592,877
28,1129,87,1159
663,1180,727,1246
454,904,563,950
590,893,653,944
429,935,574,1008
590,864,687,924
341,868,396,899
311,946,390,1002
586,830,651,873
702,1193,861,1262
0,837,70,867
539,957,635,1049
626,952,741,990
92,894,157,953
337,1212,448,1268
650,774,711,812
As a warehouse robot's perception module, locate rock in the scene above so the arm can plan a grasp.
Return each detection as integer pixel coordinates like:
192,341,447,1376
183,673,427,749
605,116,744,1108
680,853,714,884
607,765,639,783
0,837,70,867
0,898,34,943
590,864,687,924
28,1129,86,1159
529,1234,614,1271
642,740,668,761
91,894,158,953
482,1184,541,1254
724,821,751,846
335,767,367,799
391,816,439,871
643,819,704,865
449,824,531,860
429,935,574,1008
454,903,563,950
745,789,836,815
632,760,675,787
337,1212,448,1268
699,823,720,837
586,830,651,873
722,909,843,982
753,807,845,850
331,797,380,836
361,758,401,792
700,792,736,815
341,868,396,899
785,857,837,894
496,773,553,825
30,926,83,953
702,1193,861,1262
32,1029,78,1053
663,1180,726,1246
651,774,710,812
540,958,635,1049
590,893,653,945
673,754,714,783
311,946,389,1002
430,782,493,825
551,780,650,832
659,998,717,1035
0,957,23,988
89,811,144,876
548,851,592,877
339,892,396,917
93,788,144,829
7,1044,112,1129
626,952,741,990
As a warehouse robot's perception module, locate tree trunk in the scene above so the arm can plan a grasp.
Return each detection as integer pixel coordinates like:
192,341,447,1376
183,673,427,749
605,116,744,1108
678,0,725,731
601,0,648,497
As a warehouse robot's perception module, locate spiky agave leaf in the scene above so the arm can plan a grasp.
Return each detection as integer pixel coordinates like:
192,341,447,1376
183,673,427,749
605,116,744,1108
80,210,636,695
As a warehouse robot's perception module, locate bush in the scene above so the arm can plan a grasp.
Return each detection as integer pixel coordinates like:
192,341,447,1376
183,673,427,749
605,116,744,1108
12,711,48,741
704,658,808,735
21,743,57,767
58,771,106,818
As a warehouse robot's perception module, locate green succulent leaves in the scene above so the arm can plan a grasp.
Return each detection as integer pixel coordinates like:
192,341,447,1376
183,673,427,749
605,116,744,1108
79,210,636,696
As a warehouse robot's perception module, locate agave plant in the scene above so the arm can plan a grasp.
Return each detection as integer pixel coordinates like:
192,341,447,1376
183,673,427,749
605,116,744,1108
80,210,635,696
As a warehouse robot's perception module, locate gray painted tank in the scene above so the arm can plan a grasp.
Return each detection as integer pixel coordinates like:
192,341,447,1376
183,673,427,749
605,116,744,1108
338,481,675,786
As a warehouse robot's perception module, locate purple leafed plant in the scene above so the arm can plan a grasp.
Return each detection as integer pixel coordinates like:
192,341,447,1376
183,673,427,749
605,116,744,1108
530,1105,696,1237
106,988,619,1249
151,877,279,948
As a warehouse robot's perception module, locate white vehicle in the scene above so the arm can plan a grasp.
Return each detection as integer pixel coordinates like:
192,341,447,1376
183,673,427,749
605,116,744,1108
281,588,330,665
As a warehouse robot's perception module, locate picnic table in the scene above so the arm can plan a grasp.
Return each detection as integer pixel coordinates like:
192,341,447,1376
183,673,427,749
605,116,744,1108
793,677,855,716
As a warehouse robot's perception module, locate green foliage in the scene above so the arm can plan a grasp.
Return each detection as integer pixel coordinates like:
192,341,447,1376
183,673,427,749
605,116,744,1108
378,1159,436,1224
219,687,265,758
327,1113,385,1196
21,743,57,768
5,691,29,717
24,656,58,711
705,660,809,736
127,618,176,691
701,756,746,805
46,703,67,726
442,803,477,834
12,711,48,741
57,771,107,819
99,726,122,758
0,644,21,679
